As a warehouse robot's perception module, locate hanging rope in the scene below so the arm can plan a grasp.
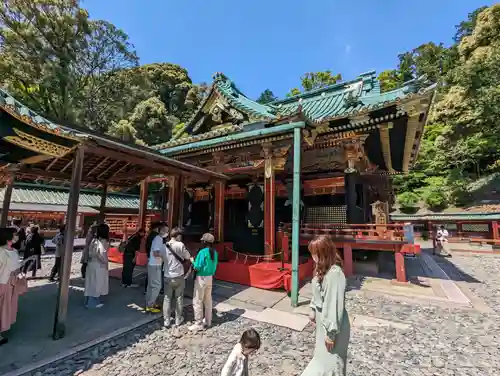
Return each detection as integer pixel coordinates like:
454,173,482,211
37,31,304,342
225,247,282,265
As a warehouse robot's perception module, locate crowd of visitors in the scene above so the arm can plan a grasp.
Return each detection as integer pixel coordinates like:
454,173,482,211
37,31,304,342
0,217,352,375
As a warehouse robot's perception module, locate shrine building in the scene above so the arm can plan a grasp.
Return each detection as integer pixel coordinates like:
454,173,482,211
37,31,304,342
153,71,436,256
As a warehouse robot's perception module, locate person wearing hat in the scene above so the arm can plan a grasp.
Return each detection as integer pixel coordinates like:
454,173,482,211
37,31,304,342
188,232,218,332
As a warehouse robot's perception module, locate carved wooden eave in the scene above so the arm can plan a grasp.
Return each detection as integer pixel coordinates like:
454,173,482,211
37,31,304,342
4,128,73,158
397,97,432,173
378,122,395,173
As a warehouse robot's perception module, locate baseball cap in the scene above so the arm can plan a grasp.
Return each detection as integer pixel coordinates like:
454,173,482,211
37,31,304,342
200,233,215,243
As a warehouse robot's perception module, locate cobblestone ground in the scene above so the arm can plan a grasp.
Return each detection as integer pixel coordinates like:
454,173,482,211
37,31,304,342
29,253,500,376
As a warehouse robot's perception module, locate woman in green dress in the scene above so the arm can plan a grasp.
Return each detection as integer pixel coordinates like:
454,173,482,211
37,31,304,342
302,235,350,376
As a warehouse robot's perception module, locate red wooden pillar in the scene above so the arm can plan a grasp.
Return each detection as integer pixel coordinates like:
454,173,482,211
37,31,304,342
343,243,353,277
394,247,407,283
395,252,407,282
138,179,148,252
282,232,290,263
492,221,499,240
264,166,276,257
213,181,225,242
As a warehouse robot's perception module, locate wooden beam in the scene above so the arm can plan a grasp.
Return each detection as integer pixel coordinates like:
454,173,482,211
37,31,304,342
87,157,110,176
53,146,85,340
17,167,128,188
45,158,59,171
98,184,108,223
85,144,227,181
1,174,15,226
138,179,148,231
96,160,121,180
60,159,73,173
107,162,130,180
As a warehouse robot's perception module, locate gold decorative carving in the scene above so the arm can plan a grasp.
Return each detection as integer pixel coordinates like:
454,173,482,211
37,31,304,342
1,104,79,141
303,128,318,146
4,128,72,157
264,158,273,178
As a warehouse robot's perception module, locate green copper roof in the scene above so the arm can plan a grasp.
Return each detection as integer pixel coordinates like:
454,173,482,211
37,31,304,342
155,71,434,152
0,186,156,210
391,213,500,221
0,87,80,139
212,73,277,120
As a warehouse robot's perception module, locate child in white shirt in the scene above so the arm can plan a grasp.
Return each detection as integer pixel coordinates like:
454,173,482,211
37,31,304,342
221,329,261,376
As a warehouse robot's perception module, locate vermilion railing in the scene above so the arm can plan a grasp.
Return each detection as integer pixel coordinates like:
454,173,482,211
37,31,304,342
279,223,406,241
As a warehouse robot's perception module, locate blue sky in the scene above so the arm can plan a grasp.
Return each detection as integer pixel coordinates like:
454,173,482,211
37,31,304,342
84,0,494,99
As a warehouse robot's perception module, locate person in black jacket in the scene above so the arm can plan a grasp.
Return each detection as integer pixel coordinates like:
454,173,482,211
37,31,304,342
11,218,26,253
122,228,145,287
22,225,45,278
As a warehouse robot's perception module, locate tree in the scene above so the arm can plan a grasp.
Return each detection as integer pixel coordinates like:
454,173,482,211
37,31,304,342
397,192,420,210
454,5,489,42
287,70,342,96
377,70,400,92
107,119,144,145
393,5,500,208
256,89,278,104
128,97,177,145
0,0,138,125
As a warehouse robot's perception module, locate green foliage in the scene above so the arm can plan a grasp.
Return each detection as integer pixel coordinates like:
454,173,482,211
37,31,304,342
0,1,200,145
377,70,400,93
397,192,420,209
256,89,278,104
287,70,342,96
393,5,500,209
106,119,144,145
0,0,138,124
423,190,448,210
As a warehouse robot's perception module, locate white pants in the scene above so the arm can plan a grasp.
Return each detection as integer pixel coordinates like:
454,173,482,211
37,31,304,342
193,275,213,326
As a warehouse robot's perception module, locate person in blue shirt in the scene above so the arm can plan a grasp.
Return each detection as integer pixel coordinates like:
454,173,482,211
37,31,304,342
188,233,218,332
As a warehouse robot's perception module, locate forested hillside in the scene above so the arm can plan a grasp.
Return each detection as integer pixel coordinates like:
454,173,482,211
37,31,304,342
382,5,500,210
0,0,208,146
1,1,498,209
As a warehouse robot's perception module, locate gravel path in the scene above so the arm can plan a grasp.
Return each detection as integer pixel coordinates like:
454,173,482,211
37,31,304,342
28,253,500,376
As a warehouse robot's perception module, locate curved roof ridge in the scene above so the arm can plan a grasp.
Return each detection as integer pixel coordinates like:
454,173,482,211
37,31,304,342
270,76,364,105
0,87,79,140
213,73,276,120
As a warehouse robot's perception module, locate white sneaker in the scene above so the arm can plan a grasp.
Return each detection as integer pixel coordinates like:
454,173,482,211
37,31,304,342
175,317,184,327
188,323,204,332
129,284,139,288
164,320,171,328
96,304,104,309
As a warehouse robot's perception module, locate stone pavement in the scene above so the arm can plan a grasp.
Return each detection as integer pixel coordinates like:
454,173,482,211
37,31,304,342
2,245,500,375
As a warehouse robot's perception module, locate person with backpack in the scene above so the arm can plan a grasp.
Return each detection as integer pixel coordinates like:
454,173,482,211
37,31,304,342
163,227,191,327
189,233,218,332
121,228,145,288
